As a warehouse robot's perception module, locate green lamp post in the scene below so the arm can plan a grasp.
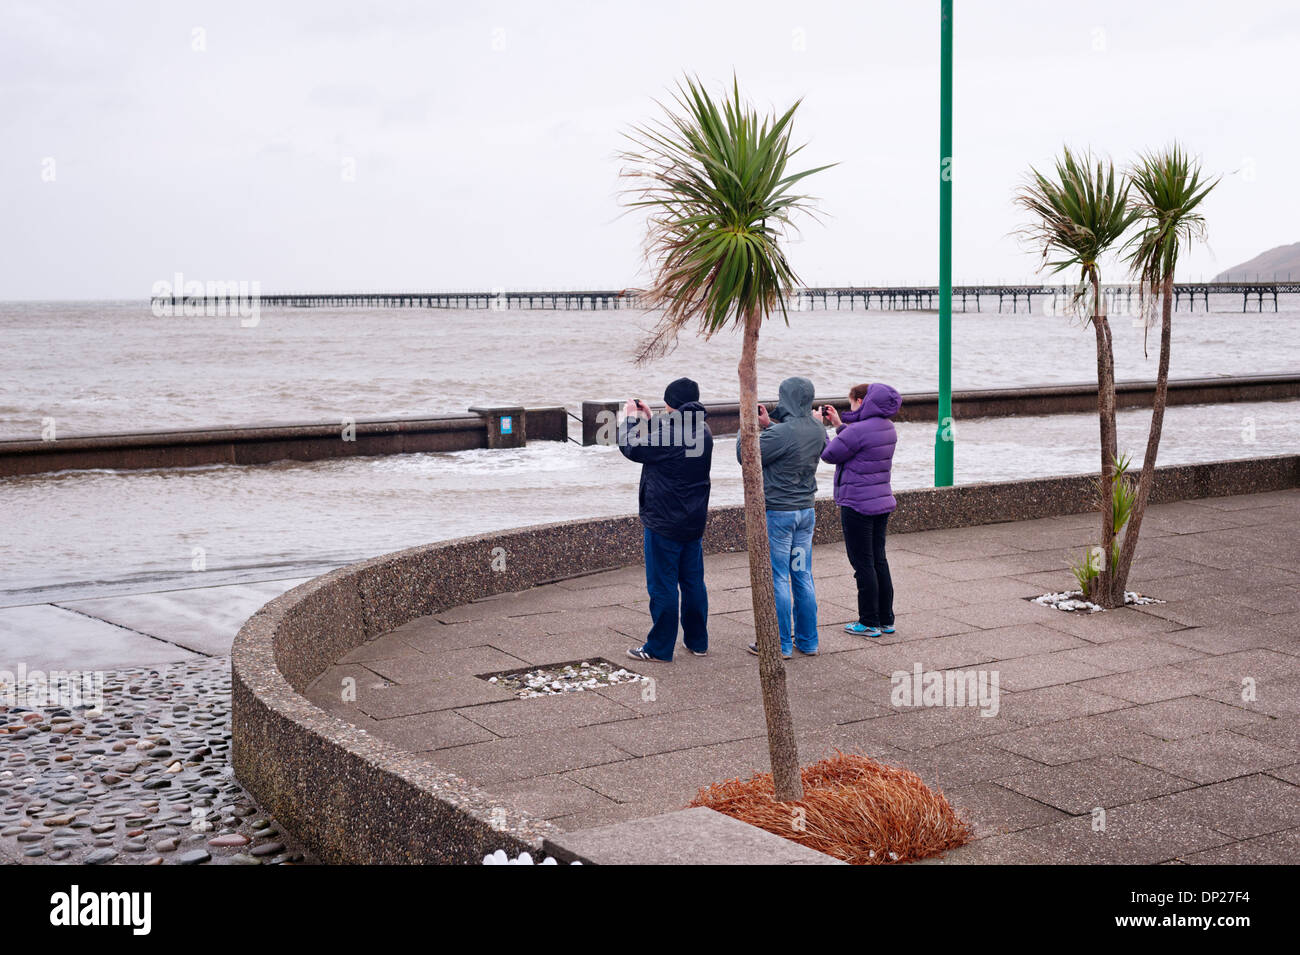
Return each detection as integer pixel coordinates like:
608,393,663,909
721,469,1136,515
935,0,955,486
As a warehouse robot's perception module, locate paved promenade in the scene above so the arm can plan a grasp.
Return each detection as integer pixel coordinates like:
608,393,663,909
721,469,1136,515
309,490,1300,863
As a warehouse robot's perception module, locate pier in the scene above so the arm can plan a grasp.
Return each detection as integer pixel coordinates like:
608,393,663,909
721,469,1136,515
153,282,1300,314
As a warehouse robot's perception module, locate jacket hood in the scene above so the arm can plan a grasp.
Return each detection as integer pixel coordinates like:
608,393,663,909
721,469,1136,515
771,377,815,421
674,399,708,420
842,383,902,421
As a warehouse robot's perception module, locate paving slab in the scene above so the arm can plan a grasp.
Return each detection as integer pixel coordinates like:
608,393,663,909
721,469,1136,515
457,691,637,737
1179,827,1300,864
1175,647,1300,683
980,652,1113,691
361,708,497,751
427,724,634,785
0,603,200,670
56,577,310,656
945,782,1071,838
1103,695,1270,740
913,831,1065,864
1144,774,1300,840
488,774,619,821
1050,635,1207,673
1073,664,1234,705
352,675,515,718
363,646,527,684
1124,730,1296,784
988,714,1164,766
1012,800,1235,864
994,684,1131,725
995,755,1198,814
543,806,846,865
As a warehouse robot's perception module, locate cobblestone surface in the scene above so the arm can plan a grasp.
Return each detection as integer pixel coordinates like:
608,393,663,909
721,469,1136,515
1,657,316,865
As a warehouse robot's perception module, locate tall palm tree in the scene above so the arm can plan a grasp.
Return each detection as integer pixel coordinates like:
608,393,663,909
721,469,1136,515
1113,145,1218,596
1015,148,1136,607
621,77,832,801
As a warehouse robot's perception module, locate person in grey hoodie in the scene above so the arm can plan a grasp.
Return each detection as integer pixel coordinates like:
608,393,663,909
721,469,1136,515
736,376,827,658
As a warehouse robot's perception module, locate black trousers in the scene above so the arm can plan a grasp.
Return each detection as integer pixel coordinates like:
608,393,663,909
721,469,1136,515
840,507,895,628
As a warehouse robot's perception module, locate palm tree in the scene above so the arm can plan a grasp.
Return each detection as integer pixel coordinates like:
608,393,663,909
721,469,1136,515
621,77,832,801
1112,145,1218,597
1015,148,1136,607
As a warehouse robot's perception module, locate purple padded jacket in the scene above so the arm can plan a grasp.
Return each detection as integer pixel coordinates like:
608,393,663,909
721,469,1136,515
820,383,902,516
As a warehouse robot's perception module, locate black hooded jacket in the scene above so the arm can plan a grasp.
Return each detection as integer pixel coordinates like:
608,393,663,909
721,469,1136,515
617,401,713,542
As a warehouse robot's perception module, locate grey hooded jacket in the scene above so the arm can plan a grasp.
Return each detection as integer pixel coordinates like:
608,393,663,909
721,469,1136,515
735,376,827,511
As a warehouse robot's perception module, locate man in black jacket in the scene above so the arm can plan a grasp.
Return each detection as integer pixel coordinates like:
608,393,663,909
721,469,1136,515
618,377,713,662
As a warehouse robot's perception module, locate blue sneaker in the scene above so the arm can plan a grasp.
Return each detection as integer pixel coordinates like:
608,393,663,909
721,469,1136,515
844,622,883,638
881,626,896,635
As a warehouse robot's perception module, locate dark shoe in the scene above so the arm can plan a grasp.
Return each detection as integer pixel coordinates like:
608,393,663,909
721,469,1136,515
747,642,792,660
794,646,820,656
685,648,708,657
627,647,667,662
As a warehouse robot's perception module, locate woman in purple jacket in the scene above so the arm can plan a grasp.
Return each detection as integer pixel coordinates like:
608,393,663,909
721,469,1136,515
818,382,902,638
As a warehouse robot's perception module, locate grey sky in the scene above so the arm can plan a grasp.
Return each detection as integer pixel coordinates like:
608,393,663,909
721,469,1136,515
3,0,1297,299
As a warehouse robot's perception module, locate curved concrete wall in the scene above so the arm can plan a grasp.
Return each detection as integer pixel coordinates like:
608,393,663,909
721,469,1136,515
231,453,1299,864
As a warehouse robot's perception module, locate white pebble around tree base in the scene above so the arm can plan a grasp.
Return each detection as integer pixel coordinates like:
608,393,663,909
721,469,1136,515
1031,590,1165,613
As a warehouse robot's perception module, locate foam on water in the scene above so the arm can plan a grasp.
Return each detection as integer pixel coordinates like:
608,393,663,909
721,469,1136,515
3,399,1297,603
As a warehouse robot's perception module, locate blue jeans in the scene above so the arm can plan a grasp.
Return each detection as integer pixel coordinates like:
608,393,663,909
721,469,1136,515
642,528,708,661
766,508,818,654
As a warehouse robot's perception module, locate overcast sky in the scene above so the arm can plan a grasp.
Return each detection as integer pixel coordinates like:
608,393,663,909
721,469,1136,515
3,0,1297,299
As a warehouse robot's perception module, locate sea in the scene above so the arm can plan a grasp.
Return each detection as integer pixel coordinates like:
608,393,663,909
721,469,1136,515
2,297,1297,603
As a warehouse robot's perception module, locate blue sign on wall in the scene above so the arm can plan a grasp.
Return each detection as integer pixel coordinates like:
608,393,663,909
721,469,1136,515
500,416,513,435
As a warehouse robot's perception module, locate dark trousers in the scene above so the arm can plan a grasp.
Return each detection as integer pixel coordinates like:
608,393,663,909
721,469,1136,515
840,507,894,628
642,528,708,660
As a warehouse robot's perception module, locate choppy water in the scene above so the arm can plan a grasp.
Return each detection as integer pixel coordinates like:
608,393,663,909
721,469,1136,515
2,298,1297,438
1,300,1297,603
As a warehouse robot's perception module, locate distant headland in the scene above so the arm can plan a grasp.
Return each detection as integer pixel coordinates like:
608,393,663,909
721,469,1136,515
1215,241,1300,280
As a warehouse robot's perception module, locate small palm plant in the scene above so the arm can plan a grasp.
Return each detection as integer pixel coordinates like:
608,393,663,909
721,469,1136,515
1112,145,1218,597
621,76,832,801
1070,452,1137,597
1015,148,1136,606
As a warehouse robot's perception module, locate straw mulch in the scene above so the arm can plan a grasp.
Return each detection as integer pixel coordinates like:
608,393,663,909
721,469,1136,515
689,751,971,865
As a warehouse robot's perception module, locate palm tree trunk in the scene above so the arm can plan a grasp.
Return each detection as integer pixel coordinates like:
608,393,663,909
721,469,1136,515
1091,272,1119,608
737,307,803,802
1114,274,1174,595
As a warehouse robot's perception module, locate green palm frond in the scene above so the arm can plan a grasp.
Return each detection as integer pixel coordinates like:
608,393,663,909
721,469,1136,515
620,75,834,363
1123,144,1219,327
1013,147,1136,322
